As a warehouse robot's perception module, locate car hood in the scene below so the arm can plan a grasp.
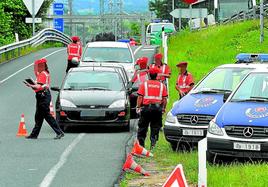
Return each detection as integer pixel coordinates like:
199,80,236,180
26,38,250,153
216,102,268,128
60,90,125,106
171,93,224,116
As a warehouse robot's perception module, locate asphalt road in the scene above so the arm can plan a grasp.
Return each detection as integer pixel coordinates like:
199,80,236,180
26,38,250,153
0,44,158,187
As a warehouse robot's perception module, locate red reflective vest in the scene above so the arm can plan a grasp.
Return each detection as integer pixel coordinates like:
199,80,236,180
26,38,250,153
150,64,171,81
129,40,136,46
35,71,50,93
138,80,168,105
131,70,148,84
176,72,194,94
67,43,82,60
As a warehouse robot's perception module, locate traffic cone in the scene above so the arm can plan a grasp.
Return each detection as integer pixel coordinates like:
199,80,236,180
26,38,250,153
50,101,56,118
122,154,150,176
17,114,28,137
131,140,153,157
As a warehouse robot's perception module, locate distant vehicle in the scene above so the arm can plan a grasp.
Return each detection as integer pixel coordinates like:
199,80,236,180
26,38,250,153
79,41,135,80
207,68,268,162
164,61,268,151
51,66,130,131
146,22,176,45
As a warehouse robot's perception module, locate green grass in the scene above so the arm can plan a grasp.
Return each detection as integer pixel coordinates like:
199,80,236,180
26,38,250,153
121,20,268,187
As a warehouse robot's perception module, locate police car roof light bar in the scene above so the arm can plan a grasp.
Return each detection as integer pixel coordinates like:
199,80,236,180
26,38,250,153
236,53,268,63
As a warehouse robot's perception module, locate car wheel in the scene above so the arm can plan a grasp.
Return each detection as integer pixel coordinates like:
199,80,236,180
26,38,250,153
121,121,130,132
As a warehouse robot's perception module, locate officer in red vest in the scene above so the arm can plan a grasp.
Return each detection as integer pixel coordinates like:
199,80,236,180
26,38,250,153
129,38,136,46
24,58,64,139
131,57,149,85
176,62,194,98
150,53,171,82
66,36,82,72
136,67,168,149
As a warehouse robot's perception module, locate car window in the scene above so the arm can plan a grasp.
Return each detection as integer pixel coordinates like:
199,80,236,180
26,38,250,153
63,71,124,91
82,47,132,63
231,73,268,101
194,68,251,92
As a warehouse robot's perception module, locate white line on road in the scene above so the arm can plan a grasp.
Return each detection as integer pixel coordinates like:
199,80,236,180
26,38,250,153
142,48,155,51
0,48,65,84
39,133,85,187
133,45,143,55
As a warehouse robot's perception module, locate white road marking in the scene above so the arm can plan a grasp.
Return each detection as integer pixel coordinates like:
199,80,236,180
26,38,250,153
133,45,143,55
39,133,85,187
142,48,155,51
0,48,65,84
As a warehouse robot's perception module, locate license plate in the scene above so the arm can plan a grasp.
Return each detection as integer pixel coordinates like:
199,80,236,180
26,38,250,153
233,142,261,151
182,129,204,136
81,110,105,117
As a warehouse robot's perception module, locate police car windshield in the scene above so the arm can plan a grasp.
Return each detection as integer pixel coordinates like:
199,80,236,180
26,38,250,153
63,71,123,91
83,47,132,63
231,73,268,102
193,68,251,94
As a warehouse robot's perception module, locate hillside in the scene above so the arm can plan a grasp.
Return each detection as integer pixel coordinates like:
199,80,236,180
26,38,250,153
168,20,268,108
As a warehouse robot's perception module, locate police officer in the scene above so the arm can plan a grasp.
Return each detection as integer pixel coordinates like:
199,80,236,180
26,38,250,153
150,53,171,83
136,67,168,149
24,58,64,139
131,57,149,85
66,36,82,73
129,38,136,46
175,61,194,98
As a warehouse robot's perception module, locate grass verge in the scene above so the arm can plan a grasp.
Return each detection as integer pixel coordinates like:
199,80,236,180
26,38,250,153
121,20,268,187
0,42,64,64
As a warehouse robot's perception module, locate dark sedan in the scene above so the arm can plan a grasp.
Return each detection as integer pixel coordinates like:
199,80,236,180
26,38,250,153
51,66,130,131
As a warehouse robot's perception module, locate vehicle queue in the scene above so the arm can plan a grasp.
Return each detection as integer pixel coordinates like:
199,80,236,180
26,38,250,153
27,34,268,162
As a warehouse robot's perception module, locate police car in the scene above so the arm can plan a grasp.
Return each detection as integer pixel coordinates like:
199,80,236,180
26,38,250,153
207,68,268,161
164,54,268,151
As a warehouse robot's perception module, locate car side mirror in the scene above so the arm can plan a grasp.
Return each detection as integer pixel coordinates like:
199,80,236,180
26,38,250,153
223,92,231,103
51,86,60,92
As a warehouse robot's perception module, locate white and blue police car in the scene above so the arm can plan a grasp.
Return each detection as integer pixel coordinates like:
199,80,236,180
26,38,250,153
164,54,268,151
207,68,268,161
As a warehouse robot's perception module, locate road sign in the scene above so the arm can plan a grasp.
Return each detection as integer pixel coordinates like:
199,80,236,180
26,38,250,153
25,17,42,24
163,165,188,187
53,3,64,16
183,0,198,4
170,8,208,19
22,0,44,15
54,18,64,32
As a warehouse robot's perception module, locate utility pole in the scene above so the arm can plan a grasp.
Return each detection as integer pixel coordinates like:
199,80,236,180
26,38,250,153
32,0,35,36
68,0,73,36
172,0,175,25
260,0,264,43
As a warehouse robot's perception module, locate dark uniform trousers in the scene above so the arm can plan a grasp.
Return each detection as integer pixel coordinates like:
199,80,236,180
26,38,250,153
30,89,63,137
66,60,78,73
137,104,162,147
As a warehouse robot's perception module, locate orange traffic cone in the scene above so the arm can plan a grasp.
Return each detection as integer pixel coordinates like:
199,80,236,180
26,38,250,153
122,154,150,176
17,114,28,137
50,101,56,118
131,140,153,157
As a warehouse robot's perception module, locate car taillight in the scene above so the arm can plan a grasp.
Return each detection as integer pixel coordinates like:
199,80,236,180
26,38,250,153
60,111,67,117
118,111,126,117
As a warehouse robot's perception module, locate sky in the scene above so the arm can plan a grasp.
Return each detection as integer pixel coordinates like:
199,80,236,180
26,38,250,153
54,0,149,15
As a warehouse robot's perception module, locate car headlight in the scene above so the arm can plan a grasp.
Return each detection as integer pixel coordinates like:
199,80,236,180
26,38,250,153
208,120,223,136
109,99,125,108
60,99,77,108
166,112,176,124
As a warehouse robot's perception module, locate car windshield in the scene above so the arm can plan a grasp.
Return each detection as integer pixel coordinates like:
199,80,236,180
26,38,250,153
63,71,124,91
82,47,132,63
231,73,268,102
192,68,251,94
151,24,175,33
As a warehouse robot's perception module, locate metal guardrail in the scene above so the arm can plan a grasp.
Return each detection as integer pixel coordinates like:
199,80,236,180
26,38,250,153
222,4,268,24
0,28,71,62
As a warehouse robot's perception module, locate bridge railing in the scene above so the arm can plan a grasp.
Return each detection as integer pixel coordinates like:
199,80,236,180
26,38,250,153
0,28,71,62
